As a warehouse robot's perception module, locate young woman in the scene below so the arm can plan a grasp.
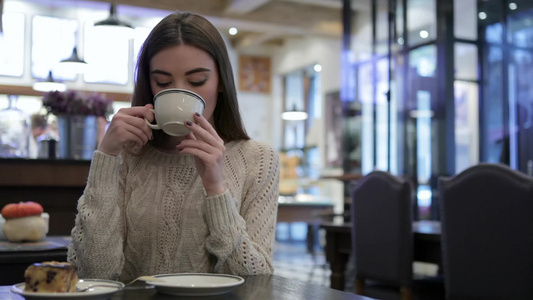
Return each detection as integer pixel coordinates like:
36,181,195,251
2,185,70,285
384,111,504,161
68,11,280,282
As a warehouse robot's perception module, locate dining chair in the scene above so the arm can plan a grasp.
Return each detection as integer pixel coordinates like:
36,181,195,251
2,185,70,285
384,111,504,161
350,171,414,300
439,163,533,300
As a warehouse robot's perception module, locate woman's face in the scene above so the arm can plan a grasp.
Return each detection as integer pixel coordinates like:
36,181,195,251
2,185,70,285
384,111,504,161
149,44,219,125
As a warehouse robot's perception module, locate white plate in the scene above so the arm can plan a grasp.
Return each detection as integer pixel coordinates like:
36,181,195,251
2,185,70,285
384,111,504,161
146,273,245,296
11,279,124,300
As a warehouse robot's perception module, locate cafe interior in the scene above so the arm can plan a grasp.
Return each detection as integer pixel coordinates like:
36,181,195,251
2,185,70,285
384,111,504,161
0,0,532,299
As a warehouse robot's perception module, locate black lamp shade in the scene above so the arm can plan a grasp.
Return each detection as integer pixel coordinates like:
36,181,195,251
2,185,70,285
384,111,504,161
94,3,133,29
60,47,87,65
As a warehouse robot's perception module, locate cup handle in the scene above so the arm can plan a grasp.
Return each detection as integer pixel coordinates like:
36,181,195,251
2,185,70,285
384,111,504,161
145,109,161,130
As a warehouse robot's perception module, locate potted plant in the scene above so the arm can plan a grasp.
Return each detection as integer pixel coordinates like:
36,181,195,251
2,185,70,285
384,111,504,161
42,90,113,117
42,90,113,160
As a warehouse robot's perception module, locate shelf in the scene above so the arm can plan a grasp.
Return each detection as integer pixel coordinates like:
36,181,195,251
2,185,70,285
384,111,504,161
0,84,131,102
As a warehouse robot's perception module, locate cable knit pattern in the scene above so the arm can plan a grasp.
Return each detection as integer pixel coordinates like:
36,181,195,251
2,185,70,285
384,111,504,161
67,139,280,282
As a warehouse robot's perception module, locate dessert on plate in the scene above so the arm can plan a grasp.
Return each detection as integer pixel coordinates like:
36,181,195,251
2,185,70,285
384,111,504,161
24,261,78,293
1,201,47,242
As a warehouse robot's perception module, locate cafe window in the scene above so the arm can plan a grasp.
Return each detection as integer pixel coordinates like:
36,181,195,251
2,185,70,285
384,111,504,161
31,15,78,81
0,12,25,77
83,22,129,85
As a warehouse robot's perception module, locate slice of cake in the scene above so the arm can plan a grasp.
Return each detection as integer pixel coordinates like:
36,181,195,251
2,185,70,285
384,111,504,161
24,261,78,293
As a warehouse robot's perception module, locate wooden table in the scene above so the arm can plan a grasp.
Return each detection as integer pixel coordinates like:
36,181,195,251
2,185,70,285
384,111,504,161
320,220,441,290
277,201,335,252
0,275,375,300
277,201,334,223
0,236,70,285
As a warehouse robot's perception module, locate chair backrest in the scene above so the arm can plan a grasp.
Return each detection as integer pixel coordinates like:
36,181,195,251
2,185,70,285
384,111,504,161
350,171,413,287
439,163,533,300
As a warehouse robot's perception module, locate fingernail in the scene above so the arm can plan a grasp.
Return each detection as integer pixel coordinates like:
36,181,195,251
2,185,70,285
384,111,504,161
186,121,192,126
195,112,201,117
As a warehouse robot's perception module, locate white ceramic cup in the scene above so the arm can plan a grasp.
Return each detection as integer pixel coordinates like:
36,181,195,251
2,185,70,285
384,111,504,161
145,89,206,137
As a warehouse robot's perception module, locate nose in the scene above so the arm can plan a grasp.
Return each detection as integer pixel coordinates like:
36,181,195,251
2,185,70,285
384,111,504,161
170,80,188,90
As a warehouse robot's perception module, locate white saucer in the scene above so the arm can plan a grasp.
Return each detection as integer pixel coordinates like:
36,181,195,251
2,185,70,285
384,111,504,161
11,279,124,300
146,273,245,296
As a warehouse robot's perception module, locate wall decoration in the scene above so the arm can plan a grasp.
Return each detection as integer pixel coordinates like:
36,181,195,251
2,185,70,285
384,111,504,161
239,55,271,93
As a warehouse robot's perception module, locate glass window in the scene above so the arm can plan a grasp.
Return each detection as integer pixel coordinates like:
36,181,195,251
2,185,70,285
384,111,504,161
508,6,533,48
485,23,503,44
455,43,478,80
407,0,436,46
396,1,405,45
358,62,374,174
409,45,437,77
407,45,437,214
83,22,129,85
375,58,389,171
481,45,504,163
0,12,25,77
31,15,78,81
415,90,432,186
375,7,389,55
479,0,504,44
454,0,477,40
510,49,533,172
454,81,479,173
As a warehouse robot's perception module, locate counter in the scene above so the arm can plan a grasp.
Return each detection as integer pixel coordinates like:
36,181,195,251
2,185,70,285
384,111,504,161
0,159,90,236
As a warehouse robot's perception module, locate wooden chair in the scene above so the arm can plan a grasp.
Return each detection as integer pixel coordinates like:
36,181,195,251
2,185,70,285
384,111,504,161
439,163,533,300
350,171,414,300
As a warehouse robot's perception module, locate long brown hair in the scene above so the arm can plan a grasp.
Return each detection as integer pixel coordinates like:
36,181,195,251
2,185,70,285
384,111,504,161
132,11,249,142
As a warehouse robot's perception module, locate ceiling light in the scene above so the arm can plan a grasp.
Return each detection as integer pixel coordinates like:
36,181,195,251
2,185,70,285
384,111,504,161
94,3,134,37
229,27,238,35
282,105,308,121
419,30,429,39
313,64,322,72
33,71,67,92
509,3,517,10
59,47,88,73
478,12,487,20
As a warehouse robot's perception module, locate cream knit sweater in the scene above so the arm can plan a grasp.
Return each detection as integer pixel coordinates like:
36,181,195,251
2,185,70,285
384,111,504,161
67,139,280,282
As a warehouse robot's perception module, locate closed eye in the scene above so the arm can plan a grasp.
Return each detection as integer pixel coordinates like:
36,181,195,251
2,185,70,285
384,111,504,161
190,80,206,87
156,81,171,88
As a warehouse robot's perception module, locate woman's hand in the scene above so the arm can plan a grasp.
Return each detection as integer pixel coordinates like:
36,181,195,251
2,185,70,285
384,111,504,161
98,104,154,156
178,113,226,196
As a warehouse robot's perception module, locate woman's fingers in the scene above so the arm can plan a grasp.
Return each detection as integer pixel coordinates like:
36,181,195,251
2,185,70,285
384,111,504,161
193,113,223,144
182,114,224,148
98,105,154,155
177,144,222,164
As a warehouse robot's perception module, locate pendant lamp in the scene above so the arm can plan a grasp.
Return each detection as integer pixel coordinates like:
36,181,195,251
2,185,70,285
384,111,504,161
94,3,133,37
281,104,308,121
33,71,67,92
59,46,88,73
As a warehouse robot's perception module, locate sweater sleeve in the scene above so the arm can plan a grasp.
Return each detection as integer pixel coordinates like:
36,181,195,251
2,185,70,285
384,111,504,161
204,141,280,275
67,150,127,280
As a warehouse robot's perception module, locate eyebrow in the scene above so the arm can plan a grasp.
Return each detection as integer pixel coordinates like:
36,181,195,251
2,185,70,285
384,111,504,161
185,67,211,75
150,68,211,76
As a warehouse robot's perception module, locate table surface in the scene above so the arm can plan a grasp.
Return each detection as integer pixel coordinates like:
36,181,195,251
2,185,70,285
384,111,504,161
0,236,70,252
0,275,375,300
